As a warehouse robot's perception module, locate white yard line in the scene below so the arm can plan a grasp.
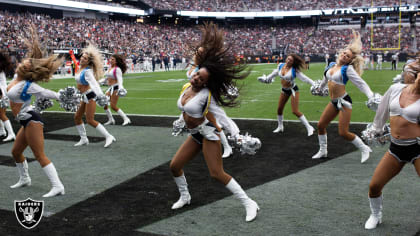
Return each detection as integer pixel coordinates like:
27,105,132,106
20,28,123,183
42,111,370,124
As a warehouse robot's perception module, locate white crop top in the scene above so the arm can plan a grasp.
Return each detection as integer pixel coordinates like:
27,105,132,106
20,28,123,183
373,83,420,132
320,64,374,98
185,69,239,134
104,67,123,88
0,72,7,95
75,68,103,96
177,85,215,119
7,80,59,114
267,64,315,87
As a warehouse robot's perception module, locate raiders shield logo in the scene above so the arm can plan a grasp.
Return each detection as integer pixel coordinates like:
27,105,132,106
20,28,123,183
14,198,44,229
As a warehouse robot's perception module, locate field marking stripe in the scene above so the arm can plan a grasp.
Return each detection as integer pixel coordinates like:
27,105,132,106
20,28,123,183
102,97,369,104
41,111,371,125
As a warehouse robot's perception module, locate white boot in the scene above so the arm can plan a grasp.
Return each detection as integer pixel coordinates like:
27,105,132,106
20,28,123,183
312,134,327,159
273,115,284,133
118,109,131,126
365,196,383,229
3,120,16,142
220,131,233,158
104,109,115,125
74,123,89,146
171,174,191,210
226,178,259,222
298,115,315,136
351,135,372,163
42,163,65,197
10,160,31,188
0,120,6,136
96,123,116,148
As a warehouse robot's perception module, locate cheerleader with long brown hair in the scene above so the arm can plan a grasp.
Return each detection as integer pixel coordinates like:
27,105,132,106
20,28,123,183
170,22,259,222
103,54,131,126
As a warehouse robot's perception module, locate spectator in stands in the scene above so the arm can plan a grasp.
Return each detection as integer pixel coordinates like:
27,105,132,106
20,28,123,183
0,11,415,64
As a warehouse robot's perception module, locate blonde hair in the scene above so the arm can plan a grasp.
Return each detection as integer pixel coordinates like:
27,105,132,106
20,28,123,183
17,24,63,82
23,24,44,59
337,30,364,76
17,56,63,83
81,44,104,80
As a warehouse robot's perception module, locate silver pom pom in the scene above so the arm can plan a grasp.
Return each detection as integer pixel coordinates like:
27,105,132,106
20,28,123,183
33,97,54,113
366,93,382,111
118,88,127,97
95,94,109,107
229,133,262,155
257,74,274,84
361,123,391,146
226,85,239,99
0,96,10,108
58,86,81,112
310,80,329,96
172,118,186,136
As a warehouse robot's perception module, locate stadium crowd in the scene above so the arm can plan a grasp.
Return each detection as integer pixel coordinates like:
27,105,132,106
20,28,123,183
0,11,416,62
141,0,414,12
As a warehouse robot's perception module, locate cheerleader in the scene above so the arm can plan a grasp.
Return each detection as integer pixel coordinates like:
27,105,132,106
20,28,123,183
0,51,16,142
170,22,259,222
187,49,237,158
364,74,420,229
73,45,115,148
7,31,65,197
312,31,374,163
258,54,315,136
103,54,131,126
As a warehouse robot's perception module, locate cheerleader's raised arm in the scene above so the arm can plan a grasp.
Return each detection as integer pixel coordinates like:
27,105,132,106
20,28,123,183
346,65,374,99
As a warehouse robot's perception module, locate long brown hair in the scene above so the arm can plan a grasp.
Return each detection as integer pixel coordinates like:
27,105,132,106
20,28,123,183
193,22,250,107
0,51,13,74
111,54,127,74
288,53,305,71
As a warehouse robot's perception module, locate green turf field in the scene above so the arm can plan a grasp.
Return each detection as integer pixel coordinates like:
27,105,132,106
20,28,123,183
41,62,401,122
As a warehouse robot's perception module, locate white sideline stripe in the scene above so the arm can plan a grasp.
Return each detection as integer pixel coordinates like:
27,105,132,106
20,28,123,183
41,111,371,125
113,97,368,104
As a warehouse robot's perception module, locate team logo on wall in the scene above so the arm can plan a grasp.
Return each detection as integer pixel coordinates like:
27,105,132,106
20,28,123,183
14,198,44,229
